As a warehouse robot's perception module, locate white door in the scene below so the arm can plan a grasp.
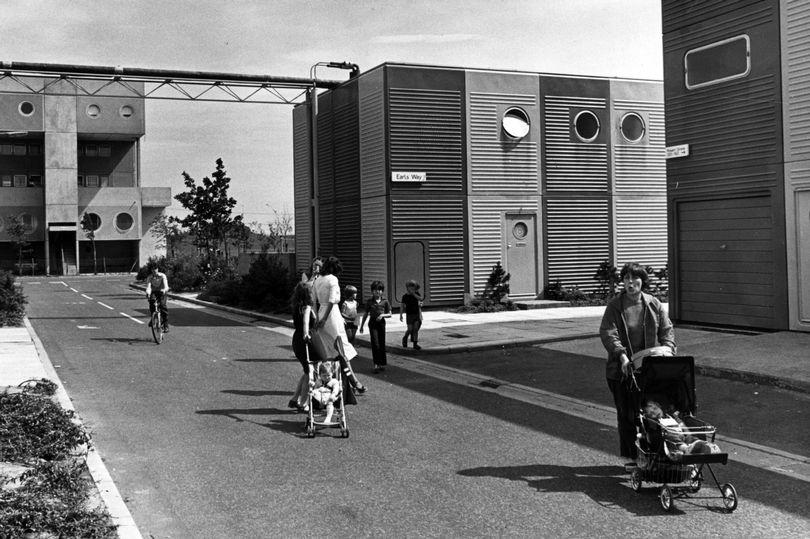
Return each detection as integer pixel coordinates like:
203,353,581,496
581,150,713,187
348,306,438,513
505,215,537,297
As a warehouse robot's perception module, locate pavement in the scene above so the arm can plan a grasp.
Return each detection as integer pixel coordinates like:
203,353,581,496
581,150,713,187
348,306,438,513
2,283,809,538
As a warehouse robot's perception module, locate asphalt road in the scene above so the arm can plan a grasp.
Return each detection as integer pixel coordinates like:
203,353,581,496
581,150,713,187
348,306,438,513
22,276,810,538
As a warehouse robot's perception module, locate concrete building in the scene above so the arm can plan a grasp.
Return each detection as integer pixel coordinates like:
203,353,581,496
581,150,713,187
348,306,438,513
662,0,810,331
294,63,667,306
0,78,171,275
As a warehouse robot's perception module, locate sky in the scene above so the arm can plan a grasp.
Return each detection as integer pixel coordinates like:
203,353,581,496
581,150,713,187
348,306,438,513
1,0,663,229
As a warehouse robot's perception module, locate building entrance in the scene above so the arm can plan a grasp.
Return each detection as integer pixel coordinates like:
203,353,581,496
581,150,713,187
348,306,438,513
48,231,77,276
505,214,537,297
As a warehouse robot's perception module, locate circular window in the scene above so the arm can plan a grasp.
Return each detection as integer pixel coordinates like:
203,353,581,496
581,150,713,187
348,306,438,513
502,107,531,139
574,110,600,142
86,104,101,119
512,222,528,240
620,112,645,143
18,101,35,116
115,212,134,232
83,213,102,231
120,105,134,118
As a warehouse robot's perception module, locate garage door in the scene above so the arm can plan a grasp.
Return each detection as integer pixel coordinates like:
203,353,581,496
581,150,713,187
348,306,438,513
676,196,776,328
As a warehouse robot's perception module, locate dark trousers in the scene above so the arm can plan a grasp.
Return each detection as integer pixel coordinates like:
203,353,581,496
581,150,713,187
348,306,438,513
148,292,169,327
607,378,638,459
369,321,387,366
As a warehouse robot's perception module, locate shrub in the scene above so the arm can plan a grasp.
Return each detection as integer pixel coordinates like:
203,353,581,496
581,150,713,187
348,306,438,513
137,254,205,292
0,270,27,327
483,261,510,304
594,260,620,298
239,254,294,313
198,275,243,306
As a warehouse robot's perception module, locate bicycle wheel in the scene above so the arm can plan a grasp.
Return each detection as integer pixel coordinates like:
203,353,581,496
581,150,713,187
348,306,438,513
151,312,163,344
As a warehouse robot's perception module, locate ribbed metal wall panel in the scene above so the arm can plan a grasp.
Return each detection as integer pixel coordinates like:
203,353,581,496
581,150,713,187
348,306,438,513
666,75,780,177
544,95,608,191
359,69,386,199
292,105,312,273
783,0,810,163
469,92,538,193
333,99,360,200
316,100,334,202
545,198,610,291
662,0,771,44
361,195,387,301
470,198,539,295
389,88,463,191
334,200,362,293
391,198,465,302
614,198,668,270
318,203,335,257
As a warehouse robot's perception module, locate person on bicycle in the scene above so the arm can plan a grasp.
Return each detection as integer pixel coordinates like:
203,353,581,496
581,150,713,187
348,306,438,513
145,263,170,332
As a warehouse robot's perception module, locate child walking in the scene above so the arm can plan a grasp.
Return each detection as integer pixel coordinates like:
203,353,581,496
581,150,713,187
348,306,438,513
359,280,392,373
340,285,359,343
399,279,423,350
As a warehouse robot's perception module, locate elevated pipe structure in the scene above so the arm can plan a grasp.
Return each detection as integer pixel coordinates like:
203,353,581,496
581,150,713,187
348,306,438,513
0,60,347,104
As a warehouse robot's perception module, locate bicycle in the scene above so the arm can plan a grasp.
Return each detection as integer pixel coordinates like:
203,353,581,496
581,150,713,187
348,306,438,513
148,294,166,344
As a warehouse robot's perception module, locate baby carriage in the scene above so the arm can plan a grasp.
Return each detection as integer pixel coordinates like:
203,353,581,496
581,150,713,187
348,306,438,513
305,358,350,438
628,355,738,512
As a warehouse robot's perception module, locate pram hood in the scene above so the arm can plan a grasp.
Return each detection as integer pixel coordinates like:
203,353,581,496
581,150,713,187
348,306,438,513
635,356,697,416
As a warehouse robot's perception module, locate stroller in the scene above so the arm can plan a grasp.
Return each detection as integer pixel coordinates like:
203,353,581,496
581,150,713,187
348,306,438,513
305,358,350,438
628,356,738,513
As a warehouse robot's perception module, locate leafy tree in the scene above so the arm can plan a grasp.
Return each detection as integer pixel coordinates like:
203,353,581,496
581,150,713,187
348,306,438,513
5,214,31,275
79,212,99,274
594,260,620,298
173,158,240,266
483,261,510,303
149,213,184,258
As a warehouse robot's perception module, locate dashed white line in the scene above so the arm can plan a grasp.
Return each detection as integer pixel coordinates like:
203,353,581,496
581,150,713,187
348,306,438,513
120,312,144,325
97,302,114,310
81,294,93,300
69,287,79,293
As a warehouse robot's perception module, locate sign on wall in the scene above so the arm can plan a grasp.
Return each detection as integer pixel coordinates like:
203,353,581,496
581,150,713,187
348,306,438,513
665,144,690,159
392,171,427,182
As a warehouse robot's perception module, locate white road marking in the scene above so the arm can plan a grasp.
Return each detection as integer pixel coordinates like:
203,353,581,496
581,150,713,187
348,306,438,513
81,294,93,300
77,325,99,330
259,325,294,337
120,312,145,325
97,302,114,310
49,281,68,286
69,287,78,293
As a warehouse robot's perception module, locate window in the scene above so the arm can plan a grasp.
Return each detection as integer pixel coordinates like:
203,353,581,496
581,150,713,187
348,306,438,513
85,175,99,187
574,110,600,142
100,175,109,187
27,175,42,187
13,144,27,156
115,212,134,232
86,104,101,118
99,144,111,157
685,34,750,90
620,112,645,143
1,175,12,187
18,101,34,116
120,105,134,118
502,107,531,139
13,175,27,187
28,144,41,155
84,144,98,157
20,213,36,233
0,144,12,155
77,175,84,187
83,213,102,231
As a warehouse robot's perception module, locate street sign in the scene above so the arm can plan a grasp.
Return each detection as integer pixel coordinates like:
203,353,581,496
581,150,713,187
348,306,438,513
392,171,426,182
665,144,690,159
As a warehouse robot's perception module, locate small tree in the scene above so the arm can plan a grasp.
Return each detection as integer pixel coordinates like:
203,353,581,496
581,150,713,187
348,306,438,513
483,261,510,303
149,213,184,258
5,214,31,275
594,260,620,298
79,213,99,274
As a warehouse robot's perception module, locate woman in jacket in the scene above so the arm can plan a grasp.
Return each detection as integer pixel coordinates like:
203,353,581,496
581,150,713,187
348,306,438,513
599,262,676,466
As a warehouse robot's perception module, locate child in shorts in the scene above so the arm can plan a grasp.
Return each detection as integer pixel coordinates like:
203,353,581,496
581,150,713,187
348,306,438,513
399,279,423,350
310,361,341,424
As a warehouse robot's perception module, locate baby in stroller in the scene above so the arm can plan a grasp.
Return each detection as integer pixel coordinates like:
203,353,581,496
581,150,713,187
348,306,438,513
642,400,721,460
310,361,341,424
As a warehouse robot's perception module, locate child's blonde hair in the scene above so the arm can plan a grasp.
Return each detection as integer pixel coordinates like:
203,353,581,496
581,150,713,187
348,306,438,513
318,360,335,379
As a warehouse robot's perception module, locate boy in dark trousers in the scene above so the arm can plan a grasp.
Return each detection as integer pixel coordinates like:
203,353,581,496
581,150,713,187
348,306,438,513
359,280,392,373
399,279,423,350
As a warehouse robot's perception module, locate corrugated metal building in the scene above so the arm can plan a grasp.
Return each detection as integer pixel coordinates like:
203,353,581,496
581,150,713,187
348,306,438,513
662,0,810,331
294,63,666,306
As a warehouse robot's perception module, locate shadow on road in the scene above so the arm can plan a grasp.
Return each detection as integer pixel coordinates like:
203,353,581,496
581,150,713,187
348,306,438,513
221,389,290,396
90,337,155,346
195,407,307,436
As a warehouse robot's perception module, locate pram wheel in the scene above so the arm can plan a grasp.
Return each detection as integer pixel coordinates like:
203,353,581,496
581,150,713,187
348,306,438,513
721,483,738,512
659,485,674,512
630,469,642,492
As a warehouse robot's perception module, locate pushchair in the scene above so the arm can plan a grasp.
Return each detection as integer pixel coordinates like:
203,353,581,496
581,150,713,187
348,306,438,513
628,356,738,512
305,358,350,438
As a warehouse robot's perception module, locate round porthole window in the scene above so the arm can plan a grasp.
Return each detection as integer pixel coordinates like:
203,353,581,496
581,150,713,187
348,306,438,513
502,107,531,139
512,222,528,240
86,104,101,119
620,112,645,143
83,213,102,231
119,105,134,118
574,110,600,142
18,101,35,116
115,212,134,232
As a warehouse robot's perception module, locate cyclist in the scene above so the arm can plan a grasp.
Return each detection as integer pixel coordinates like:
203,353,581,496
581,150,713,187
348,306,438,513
145,263,170,333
